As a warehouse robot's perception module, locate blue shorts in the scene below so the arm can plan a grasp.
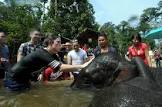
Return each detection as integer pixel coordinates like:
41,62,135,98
4,79,30,91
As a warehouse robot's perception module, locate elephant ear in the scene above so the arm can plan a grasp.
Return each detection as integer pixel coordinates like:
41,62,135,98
132,57,154,80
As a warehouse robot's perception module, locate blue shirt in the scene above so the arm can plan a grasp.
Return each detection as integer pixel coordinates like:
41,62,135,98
0,45,9,60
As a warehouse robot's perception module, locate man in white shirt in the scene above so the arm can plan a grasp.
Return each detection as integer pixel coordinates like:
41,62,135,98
67,40,88,78
149,49,154,67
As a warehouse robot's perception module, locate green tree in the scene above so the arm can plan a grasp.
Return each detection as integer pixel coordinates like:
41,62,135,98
0,2,43,61
43,0,97,39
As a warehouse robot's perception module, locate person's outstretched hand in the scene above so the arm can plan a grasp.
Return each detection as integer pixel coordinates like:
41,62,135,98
82,55,95,68
37,74,43,81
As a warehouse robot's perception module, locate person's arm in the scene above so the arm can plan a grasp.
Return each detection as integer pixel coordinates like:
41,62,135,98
38,57,94,82
67,54,72,65
60,64,82,72
127,47,132,61
17,52,24,62
17,44,25,62
60,56,94,72
145,46,151,67
125,51,131,61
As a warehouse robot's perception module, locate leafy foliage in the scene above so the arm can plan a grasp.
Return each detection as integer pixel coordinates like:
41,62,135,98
98,0,162,55
43,0,96,39
0,0,161,59
0,1,43,60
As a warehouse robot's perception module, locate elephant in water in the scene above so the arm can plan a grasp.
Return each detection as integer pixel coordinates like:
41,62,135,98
71,53,162,107
71,53,137,89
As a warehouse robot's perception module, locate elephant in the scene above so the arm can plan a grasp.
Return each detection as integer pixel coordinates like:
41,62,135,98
71,53,162,107
71,53,137,89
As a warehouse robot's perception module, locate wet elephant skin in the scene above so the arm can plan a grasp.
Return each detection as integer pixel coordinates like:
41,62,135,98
71,53,162,107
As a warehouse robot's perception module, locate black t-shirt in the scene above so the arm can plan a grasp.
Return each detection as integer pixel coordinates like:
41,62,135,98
7,49,61,84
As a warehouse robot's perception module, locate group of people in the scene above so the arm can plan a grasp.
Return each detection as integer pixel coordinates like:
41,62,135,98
0,28,161,91
0,29,94,91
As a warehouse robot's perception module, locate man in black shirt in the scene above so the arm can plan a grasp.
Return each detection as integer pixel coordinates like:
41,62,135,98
4,34,93,91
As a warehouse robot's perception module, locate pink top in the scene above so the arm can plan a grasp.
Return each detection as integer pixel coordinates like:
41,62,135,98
128,43,148,65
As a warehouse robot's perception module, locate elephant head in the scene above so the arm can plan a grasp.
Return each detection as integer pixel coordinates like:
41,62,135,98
71,53,138,89
89,57,162,107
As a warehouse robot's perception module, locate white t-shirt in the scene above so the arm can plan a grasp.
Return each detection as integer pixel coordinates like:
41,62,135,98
149,50,153,56
67,48,87,73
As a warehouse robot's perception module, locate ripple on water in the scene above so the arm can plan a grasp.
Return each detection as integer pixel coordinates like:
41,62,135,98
0,80,94,107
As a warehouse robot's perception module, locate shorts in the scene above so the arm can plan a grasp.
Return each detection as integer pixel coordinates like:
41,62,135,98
4,79,30,91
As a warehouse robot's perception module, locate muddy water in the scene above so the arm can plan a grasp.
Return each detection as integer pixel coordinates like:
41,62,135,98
0,80,94,107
